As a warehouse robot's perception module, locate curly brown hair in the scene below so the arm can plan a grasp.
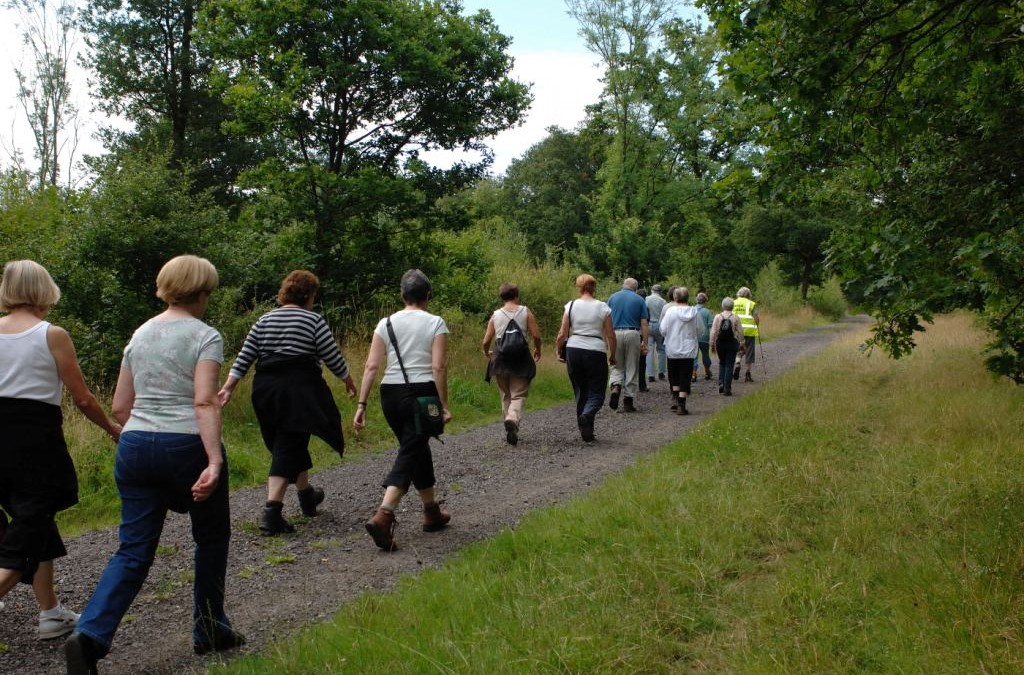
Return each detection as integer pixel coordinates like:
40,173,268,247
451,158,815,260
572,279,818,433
278,270,320,307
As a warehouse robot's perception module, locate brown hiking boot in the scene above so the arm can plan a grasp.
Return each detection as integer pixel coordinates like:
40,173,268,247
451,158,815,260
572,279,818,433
744,371,754,382
422,501,451,532
621,397,637,413
365,508,398,551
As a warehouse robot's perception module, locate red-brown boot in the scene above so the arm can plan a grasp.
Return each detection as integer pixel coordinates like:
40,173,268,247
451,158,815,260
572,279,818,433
422,501,451,532
365,508,397,551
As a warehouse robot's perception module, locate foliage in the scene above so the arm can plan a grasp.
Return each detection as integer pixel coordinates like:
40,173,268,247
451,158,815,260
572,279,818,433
700,0,1024,381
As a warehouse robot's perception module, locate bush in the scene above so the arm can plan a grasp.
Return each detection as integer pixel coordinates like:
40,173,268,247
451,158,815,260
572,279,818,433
807,276,847,319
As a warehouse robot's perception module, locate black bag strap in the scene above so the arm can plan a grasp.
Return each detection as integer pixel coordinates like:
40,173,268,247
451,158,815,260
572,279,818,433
385,317,410,385
567,300,575,336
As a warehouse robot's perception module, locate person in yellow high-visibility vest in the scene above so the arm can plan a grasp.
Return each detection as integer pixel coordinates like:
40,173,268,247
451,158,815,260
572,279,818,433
732,287,760,382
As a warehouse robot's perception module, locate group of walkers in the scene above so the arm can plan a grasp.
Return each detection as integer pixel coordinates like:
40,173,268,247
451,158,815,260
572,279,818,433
0,257,759,674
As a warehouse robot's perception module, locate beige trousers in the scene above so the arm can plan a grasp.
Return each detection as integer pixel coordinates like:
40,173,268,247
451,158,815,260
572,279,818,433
496,374,531,424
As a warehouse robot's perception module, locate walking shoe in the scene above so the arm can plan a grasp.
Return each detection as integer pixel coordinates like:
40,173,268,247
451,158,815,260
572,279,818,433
65,632,100,675
297,485,325,517
724,389,733,396
504,419,519,446
621,397,637,413
39,606,79,640
639,383,648,392
658,373,666,380
733,366,741,380
194,628,246,655
578,414,595,442
648,376,655,383
719,384,724,393
609,385,621,410
422,501,451,532
745,371,754,382
679,399,689,415
365,508,398,551
259,502,295,536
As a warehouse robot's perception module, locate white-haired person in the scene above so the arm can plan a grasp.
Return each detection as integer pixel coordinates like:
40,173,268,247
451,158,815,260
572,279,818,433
733,286,760,382
0,261,120,642
354,270,452,552
66,255,244,674
710,297,744,396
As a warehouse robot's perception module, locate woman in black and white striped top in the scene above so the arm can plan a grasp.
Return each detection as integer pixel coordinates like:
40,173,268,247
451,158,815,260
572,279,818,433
218,270,357,535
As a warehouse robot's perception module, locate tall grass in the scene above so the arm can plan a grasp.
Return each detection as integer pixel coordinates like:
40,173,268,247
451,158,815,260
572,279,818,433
212,314,1024,674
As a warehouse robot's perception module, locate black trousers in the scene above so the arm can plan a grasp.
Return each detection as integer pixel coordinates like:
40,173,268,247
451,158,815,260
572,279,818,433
380,382,439,491
667,357,694,395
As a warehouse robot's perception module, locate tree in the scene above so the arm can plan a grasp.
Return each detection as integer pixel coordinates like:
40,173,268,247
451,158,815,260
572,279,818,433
701,0,1024,381
198,0,531,303
9,0,79,189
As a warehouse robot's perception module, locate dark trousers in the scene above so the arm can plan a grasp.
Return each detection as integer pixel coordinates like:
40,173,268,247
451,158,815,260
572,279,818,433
380,382,438,491
76,432,233,655
565,347,608,419
718,347,739,392
667,358,694,395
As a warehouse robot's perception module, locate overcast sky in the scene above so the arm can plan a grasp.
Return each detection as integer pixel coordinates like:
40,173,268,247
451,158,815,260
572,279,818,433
0,1,608,179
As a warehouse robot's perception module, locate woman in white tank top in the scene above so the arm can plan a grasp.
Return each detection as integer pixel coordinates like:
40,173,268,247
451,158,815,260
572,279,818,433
0,260,120,641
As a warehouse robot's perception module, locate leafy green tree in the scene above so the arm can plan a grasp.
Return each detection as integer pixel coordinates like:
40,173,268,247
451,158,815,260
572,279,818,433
198,0,531,304
502,126,606,260
701,0,1024,380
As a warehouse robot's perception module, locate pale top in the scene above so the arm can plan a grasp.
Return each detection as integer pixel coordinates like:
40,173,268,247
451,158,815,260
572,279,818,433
660,305,705,359
374,309,449,385
492,305,528,337
121,317,224,435
564,298,611,353
0,321,62,406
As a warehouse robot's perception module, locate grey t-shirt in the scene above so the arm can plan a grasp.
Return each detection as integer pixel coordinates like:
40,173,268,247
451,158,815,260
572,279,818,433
121,317,224,435
564,298,611,353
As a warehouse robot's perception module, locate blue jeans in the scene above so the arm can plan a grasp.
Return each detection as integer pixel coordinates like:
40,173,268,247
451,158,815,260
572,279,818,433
566,347,608,419
718,347,739,392
76,432,233,655
647,322,666,376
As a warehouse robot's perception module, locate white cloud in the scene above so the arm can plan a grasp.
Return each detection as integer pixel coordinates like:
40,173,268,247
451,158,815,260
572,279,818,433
421,50,604,176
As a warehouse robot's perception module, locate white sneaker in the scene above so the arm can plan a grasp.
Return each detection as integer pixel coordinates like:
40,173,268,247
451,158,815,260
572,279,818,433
38,606,79,640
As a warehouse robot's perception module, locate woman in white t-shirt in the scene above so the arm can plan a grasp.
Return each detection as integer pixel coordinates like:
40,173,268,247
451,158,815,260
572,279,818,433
67,256,244,673
555,273,616,442
353,270,452,552
0,260,120,642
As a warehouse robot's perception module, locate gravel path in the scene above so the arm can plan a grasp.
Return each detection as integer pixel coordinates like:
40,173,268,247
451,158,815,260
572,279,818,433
0,321,860,674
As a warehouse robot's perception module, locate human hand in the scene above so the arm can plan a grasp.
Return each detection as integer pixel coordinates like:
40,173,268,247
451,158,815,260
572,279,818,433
533,348,541,362
191,464,221,502
608,356,617,366
345,380,358,398
442,408,453,424
109,422,122,443
217,386,232,407
353,406,367,432
640,343,649,355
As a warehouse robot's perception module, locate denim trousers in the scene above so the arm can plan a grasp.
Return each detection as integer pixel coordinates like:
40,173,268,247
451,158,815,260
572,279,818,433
647,322,666,375
76,431,233,655
566,347,608,419
718,347,739,392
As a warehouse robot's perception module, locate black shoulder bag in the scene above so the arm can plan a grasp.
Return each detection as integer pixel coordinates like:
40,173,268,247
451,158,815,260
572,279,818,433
385,317,446,440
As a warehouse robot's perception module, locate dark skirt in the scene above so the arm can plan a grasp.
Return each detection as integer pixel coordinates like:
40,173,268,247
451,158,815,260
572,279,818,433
0,397,77,582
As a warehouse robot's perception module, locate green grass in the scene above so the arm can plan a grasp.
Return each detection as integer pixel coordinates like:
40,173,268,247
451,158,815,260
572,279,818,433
55,306,818,536
211,314,1024,674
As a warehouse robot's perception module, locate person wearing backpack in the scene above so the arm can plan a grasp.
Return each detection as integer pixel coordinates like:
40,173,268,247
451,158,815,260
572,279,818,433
481,283,542,445
710,297,743,396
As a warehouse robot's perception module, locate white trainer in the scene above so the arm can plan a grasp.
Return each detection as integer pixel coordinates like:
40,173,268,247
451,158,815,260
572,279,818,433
38,606,79,640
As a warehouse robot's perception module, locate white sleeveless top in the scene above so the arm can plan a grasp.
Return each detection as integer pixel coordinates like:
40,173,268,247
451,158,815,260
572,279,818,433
0,321,62,406
492,305,528,338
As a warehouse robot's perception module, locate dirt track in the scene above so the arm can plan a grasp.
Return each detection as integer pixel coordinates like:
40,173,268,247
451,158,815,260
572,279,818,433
0,321,860,674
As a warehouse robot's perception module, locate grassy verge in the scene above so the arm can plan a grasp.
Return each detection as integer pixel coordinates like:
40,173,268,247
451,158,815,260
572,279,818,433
58,306,824,535
211,314,1024,674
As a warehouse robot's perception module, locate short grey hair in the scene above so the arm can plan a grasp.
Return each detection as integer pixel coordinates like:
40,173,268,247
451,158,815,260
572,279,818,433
737,286,751,298
722,296,734,310
696,292,708,305
623,278,639,291
673,286,689,303
400,269,432,304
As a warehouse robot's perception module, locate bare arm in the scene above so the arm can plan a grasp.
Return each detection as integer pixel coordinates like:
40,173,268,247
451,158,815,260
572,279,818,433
481,317,496,358
48,326,120,441
640,317,649,354
111,367,136,425
603,315,617,365
191,359,223,502
217,373,241,407
431,333,452,423
709,314,721,352
555,311,571,361
353,333,386,431
526,309,542,361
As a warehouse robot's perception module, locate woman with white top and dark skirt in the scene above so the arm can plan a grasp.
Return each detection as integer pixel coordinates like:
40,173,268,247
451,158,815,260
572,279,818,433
481,283,542,445
218,270,356,536
0,261,120,642
555,273,616,442
353,270,452,552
